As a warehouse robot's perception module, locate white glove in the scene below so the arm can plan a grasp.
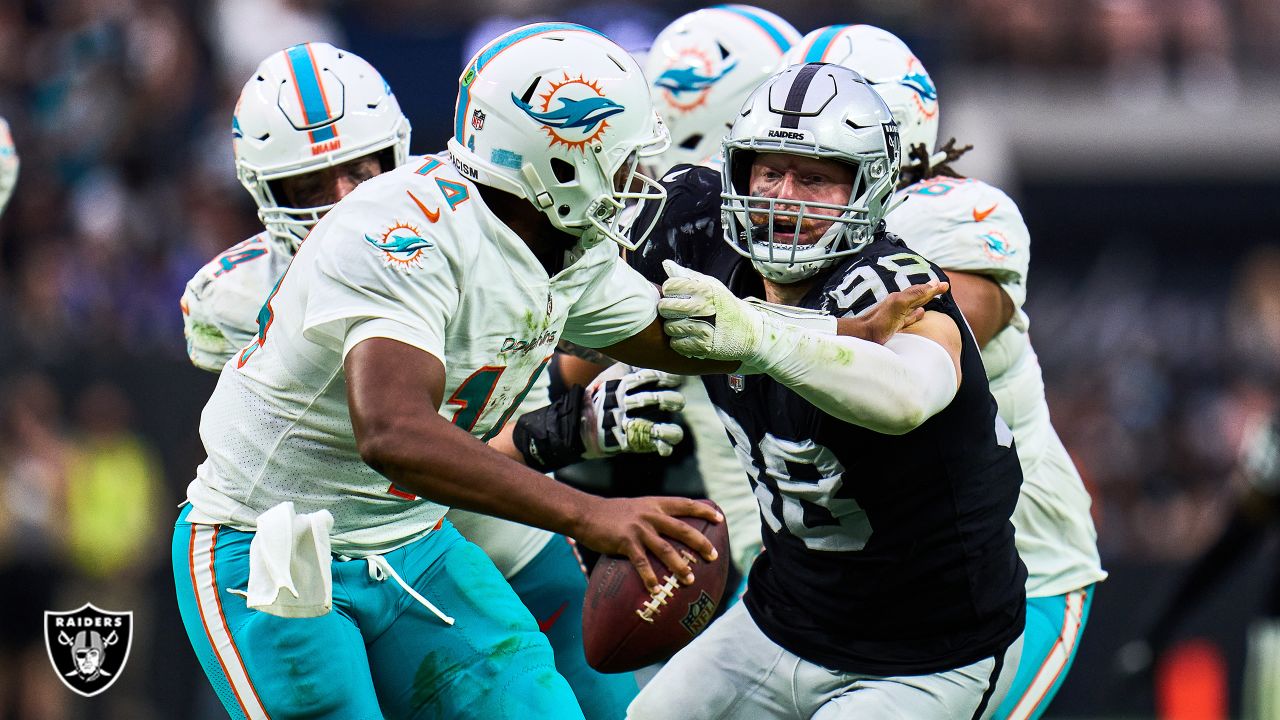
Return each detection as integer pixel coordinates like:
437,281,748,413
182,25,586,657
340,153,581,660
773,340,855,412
181,285,236,373
0,118,19,216
658,260,839,366
657,259,769,363
582,363,686,457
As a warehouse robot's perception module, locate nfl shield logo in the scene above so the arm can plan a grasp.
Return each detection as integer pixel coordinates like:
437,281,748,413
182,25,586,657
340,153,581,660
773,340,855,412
729,374,745,393
472,109,486,131
44,603,133,697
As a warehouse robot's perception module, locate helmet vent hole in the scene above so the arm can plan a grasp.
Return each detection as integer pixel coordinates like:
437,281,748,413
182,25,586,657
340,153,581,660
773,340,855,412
679,134,703,150
550,158,576,184
716,42,731,60
519,76,542,105
558,204,571,217
607,54,627,72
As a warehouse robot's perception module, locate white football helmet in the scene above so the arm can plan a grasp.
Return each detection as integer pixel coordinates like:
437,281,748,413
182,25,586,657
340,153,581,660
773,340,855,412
783,25,939,170
722,63,900,283
645,5,801,172
447,23,668,251
233,42,411,250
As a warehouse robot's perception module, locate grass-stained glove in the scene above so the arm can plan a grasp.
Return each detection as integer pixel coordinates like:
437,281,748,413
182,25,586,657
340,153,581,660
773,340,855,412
582,363,686,458
657,260,837,366
513,364,686,472
658,259,767,362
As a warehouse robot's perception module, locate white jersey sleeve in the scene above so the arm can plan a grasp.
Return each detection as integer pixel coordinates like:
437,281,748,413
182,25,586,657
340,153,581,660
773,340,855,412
560,254,658,349
181,233,293,372
886,176,1106,598
299,215,462,364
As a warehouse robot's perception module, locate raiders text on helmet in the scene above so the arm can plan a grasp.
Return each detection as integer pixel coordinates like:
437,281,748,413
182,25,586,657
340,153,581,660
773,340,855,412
721,63,900,283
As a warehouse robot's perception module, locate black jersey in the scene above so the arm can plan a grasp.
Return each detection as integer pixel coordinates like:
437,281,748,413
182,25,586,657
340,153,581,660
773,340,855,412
631,165,1027,675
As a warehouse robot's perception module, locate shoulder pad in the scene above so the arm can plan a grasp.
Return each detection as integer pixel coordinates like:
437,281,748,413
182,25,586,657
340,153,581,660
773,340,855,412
887,177,1030,300
822,236,951,318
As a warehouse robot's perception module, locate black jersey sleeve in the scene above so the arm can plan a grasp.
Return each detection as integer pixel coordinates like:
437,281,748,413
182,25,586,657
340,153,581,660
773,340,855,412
821,232,955,319
627,164,725,284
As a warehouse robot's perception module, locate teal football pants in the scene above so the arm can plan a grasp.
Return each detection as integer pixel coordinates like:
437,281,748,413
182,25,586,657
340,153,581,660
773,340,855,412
994,586,1094,720
172,505,584,719
509,535,637,719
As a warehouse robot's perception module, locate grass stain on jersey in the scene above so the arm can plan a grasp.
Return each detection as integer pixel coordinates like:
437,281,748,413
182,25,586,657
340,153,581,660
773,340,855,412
187,322,226,342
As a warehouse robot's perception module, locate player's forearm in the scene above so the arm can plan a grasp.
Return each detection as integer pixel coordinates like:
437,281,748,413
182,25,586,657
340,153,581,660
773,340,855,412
601,318,738,375
358,414,596,538
946,271,1014,348
486,424,526,463
751,325,959,435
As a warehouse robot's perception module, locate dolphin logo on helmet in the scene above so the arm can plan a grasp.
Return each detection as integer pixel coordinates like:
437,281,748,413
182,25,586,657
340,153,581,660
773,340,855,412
901,70,937,102
512,94,625,133
653,61,739,96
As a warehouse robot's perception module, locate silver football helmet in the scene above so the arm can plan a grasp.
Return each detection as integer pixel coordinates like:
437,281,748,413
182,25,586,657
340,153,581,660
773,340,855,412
722,63,900,283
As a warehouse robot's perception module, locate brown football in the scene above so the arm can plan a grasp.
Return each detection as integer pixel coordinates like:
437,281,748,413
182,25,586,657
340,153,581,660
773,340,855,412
582,499,731,673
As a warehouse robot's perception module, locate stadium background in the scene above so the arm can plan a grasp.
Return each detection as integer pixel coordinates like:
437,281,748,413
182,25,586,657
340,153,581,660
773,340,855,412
0,0,1276,717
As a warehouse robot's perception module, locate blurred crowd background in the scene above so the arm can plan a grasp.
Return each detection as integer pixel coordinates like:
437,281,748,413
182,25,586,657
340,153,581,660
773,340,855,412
0,0,1277,718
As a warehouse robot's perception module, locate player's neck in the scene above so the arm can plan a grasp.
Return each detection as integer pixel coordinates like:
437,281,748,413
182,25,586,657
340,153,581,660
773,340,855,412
478,185,575,276
763,276,819,307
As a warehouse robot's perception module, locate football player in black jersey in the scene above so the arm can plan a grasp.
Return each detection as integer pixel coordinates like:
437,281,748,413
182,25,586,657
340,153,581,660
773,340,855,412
626,64,1027,719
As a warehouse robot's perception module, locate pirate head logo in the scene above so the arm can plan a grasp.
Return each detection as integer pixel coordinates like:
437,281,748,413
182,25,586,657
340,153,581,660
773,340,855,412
44,603,132,697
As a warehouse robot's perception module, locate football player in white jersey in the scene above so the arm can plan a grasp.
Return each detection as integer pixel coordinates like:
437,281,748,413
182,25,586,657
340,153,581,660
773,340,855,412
0,117,17,217
784,25,1109,720
639,5,800,591
178,42,667,719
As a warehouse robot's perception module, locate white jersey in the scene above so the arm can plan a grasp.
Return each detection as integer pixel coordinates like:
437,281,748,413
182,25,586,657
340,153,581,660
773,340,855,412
180,224,556,574
181,232,295,373
887,177,1107,597
186,154,659,556
444,372,556,579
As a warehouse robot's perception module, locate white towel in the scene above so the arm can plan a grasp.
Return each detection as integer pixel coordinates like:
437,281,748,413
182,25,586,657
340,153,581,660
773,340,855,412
239,502,335,618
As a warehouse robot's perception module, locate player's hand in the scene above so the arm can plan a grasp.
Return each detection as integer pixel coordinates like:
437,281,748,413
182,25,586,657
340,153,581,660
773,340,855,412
849,280,948,345
181,287,236,373
582,363,686,458
574,496,722,593
0,117,19,214
659,259,765,362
